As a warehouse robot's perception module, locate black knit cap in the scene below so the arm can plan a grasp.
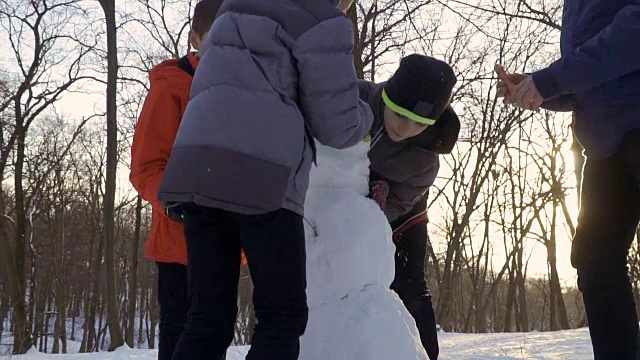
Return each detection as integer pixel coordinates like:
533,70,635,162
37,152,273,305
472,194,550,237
383,54,457,125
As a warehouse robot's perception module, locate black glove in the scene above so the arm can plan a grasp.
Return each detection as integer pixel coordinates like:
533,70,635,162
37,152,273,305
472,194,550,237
368,179,389,211
164,203,184,223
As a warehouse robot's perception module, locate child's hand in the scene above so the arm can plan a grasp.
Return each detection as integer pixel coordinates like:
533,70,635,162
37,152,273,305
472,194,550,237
165,203,184,223
368,180,390,211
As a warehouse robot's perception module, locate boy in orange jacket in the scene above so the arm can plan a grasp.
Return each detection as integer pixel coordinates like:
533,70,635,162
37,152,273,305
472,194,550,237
129,1,225,358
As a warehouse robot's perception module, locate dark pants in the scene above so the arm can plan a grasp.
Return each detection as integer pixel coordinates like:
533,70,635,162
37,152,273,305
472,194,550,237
572,131,640,360
157,262,189,360
172,204,308,360
391,215,439,360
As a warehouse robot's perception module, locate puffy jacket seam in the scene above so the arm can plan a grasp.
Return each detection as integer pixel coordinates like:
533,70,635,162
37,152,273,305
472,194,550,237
172,144,297,169
300,83,356,97
295,47,351,57
195,82,278,97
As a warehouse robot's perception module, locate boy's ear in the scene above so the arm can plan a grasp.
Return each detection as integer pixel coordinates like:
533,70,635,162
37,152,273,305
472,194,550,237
337,0,353,13
189,30,203,51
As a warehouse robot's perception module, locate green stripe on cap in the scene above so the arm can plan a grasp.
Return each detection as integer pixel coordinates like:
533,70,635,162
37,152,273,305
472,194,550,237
382,89,436,125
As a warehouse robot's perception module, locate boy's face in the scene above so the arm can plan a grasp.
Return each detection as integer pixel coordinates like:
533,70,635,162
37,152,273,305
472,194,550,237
383,105,429,142
189,29,210,52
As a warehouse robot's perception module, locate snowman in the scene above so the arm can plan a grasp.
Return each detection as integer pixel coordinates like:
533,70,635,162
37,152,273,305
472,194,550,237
299,142,427,359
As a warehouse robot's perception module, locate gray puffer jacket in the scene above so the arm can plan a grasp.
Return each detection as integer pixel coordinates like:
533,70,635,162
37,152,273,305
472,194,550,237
158,0,373,216
359,80,460,222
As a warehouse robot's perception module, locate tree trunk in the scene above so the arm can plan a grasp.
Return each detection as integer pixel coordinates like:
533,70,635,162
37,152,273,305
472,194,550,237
80,282,93,352
83,225,104,353
545,195,570,331
53,171,68,354
71,308,77,342
0,285,8,338
439,242,464,331
0,193,11,339
126,197,142,347
81,205,100,353
503,266,516,332
144,290,151,347
549,274,557,331
45,295,56,353
148,274,159,349
549,260,570,330
138,286,146,347
11,99,31,354
27,250,37,344
540,280,548,331
33,281,42,351
98,297,106,350
98,0,124,350
476,253,513,333
515,253,529,332
346,4,364,79
0,213,28,352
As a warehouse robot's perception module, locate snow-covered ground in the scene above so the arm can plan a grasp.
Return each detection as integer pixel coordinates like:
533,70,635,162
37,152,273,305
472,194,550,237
4,328,594,359
438,328,593,359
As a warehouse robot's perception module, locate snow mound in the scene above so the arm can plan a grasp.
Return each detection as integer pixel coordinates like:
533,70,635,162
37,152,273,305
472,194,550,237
300,142,427,359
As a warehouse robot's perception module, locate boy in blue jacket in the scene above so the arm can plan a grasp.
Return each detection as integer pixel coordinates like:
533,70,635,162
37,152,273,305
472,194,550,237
497,2,640,358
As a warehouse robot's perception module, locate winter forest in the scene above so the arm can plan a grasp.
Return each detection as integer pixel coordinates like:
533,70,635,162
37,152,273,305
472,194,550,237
1,0,637,356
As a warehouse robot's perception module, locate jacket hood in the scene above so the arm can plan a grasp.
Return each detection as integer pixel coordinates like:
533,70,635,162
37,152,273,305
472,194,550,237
149,52,199,87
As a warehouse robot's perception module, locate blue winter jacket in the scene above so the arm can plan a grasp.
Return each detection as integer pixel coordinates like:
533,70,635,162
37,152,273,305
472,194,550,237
532,1,640,159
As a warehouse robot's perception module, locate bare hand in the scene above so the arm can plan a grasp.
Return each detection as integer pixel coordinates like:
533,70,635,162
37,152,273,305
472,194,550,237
511,76,544,111
494,64,526,100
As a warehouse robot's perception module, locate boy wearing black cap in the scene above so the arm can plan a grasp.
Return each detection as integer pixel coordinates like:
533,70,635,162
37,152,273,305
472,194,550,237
359,54,460,360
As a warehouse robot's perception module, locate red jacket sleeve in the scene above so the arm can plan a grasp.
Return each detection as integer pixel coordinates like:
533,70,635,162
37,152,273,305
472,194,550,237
130,78,183,212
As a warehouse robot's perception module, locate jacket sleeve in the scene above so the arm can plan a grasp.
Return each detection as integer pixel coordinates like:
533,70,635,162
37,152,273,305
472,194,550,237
130,78,182,212
384,156,439,222
292,16,374,149
357,80,376,103
541,94,576,112
532,4,640,99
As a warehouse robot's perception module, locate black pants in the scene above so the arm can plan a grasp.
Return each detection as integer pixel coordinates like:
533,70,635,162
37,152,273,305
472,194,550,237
391,217,439,360
157,262,189,360
172,204,308,360
572,131,640,360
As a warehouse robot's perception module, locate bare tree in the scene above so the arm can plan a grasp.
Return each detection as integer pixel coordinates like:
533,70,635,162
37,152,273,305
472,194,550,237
0,0,94,352
94,0,125,350
121,0,194,71
527,113,573,330
348,0,439,79
442,0,562,30
417,0,564,331
125,196,143,347
23,114,91,353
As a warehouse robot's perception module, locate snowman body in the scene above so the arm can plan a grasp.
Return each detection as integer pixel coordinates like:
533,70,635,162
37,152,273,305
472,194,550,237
300,142,427,360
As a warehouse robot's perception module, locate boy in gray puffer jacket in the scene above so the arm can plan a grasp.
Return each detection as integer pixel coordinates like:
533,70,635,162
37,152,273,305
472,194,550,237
158,0,372,359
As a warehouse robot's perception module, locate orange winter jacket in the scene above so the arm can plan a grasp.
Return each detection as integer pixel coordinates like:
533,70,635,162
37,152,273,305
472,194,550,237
130,53,247,266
